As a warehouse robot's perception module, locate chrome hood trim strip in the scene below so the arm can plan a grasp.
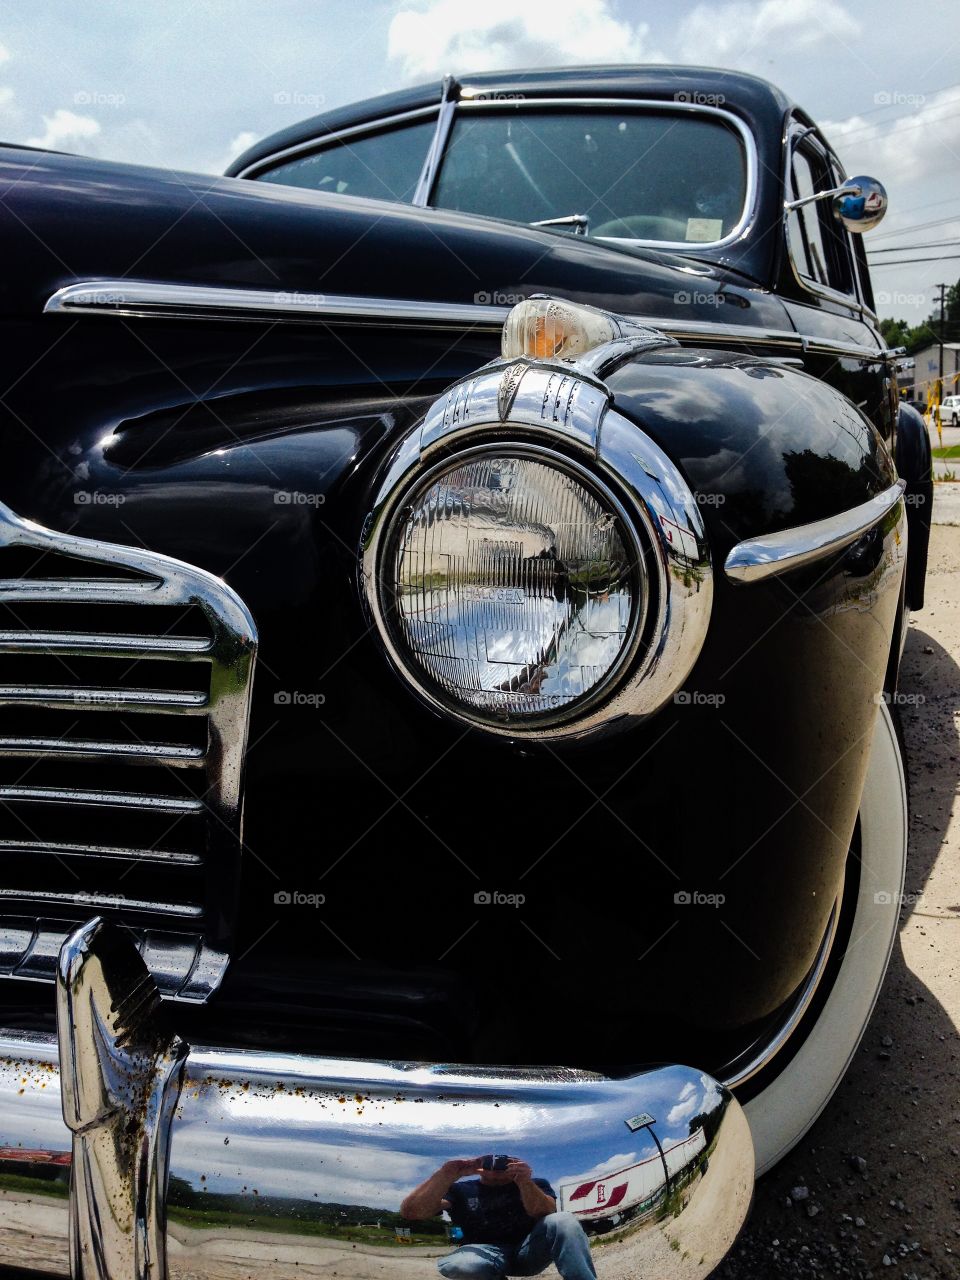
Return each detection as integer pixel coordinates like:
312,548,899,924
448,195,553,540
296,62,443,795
0,918,755,1279
44,280,510,327
43,281,815,351
724,480,906,584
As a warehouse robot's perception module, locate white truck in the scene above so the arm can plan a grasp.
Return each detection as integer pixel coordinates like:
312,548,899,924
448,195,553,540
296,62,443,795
558,1127,707,1223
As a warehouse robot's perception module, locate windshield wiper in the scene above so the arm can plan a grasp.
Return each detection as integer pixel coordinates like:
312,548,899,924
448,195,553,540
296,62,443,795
530,213,590,235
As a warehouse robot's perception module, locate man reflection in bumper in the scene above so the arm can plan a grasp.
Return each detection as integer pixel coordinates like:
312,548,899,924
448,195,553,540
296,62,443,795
400,1155,597,1279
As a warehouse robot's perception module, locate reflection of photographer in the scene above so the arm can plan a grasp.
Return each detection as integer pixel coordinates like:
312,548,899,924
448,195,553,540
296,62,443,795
400,1153,597,1279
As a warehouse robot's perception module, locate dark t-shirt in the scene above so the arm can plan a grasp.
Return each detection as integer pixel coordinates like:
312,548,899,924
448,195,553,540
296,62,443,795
445,1177,557,1249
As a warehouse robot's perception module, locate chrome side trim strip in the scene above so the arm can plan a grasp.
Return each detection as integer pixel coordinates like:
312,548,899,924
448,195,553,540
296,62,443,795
44,280,509,327
43,279,820,351
800,335,884,361
724,480,906,584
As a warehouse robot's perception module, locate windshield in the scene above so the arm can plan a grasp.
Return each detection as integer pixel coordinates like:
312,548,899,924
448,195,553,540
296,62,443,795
431,108,749,246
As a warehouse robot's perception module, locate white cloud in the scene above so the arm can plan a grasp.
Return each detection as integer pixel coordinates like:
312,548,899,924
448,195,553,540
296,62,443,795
820,87,960,322
388,0,664,82
0,40,17,125
386,0,861,83
667,1094,699,1126
27,107,100,151
676,0,860,68
216,129,258,172
699,1072,723,1113
823,86,960,187
560,1151,640,1182
667,1074,722,1127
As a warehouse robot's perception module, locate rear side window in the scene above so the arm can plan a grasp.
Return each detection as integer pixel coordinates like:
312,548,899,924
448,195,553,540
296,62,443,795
256,119,436,203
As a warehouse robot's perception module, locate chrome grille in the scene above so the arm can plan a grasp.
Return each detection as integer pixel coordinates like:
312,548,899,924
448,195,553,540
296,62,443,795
0,502,257,1001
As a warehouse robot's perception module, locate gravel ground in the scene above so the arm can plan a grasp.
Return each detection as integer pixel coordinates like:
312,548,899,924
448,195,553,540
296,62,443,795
716,513,960,1280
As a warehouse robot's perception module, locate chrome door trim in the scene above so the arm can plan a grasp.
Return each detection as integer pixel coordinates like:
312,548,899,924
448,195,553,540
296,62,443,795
232,104,439,180
450,95,760,253
724,480,906,584
44,280,510,327
799,334,884,361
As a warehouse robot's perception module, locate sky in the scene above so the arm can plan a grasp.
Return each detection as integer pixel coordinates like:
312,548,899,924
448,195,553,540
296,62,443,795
0,0,957,324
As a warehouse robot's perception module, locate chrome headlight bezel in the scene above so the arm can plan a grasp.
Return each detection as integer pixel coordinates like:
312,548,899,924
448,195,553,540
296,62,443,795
361,357,713,742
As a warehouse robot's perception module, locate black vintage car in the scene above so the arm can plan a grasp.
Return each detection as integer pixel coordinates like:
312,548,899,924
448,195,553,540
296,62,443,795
0,66,932,1280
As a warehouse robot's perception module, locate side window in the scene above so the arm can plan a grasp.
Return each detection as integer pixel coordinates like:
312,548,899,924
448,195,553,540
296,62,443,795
787,143,854,297
255,118,436,203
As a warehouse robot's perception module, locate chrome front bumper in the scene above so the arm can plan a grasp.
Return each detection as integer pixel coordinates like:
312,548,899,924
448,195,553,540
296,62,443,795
0,920,754,1278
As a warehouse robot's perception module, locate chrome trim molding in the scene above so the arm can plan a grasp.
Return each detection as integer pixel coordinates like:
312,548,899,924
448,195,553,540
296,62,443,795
233,104,439,180
0,918,755,1278
800,334,885,362
43,278,828,352
0,501,257,1001
45,279,886,360
724,480,906,584
361,356,713,741
452,95,760,254
44,280,509,328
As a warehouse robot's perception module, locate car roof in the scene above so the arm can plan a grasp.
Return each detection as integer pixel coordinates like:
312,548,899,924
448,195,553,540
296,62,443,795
226,64,794,177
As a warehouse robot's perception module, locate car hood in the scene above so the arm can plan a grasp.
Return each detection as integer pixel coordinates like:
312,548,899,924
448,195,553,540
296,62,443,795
0,145,791,337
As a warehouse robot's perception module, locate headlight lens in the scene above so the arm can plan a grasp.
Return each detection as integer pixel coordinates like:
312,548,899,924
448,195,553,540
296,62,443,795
383,451,644,723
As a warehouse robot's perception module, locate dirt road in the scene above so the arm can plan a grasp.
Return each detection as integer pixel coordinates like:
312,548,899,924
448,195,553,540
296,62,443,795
717,515,960,1280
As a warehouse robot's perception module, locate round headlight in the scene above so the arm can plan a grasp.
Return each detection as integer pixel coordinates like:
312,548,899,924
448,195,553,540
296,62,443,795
376,446,646,728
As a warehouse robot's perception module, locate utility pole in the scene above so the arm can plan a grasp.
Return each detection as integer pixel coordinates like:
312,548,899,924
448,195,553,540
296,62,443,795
935,281,949,391
933,283,949,444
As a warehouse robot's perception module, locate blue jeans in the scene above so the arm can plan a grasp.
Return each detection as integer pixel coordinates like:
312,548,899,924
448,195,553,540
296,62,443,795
437,1212,597,1280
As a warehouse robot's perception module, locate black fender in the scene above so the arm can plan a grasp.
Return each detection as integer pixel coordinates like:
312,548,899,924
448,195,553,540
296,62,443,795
894,400,932,611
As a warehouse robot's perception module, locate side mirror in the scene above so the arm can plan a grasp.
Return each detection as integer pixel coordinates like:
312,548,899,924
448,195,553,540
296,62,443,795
832,175,887,233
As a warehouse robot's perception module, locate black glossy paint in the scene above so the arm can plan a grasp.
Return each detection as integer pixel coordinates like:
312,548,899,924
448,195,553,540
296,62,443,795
895,401,933,610
0,82,909,1076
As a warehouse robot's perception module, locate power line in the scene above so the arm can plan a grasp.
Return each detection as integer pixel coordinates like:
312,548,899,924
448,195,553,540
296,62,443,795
842,79,960,121
871,215,960,242
889,195,960,221
870,240,960,254
870,254,960,266
833,105,960,145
